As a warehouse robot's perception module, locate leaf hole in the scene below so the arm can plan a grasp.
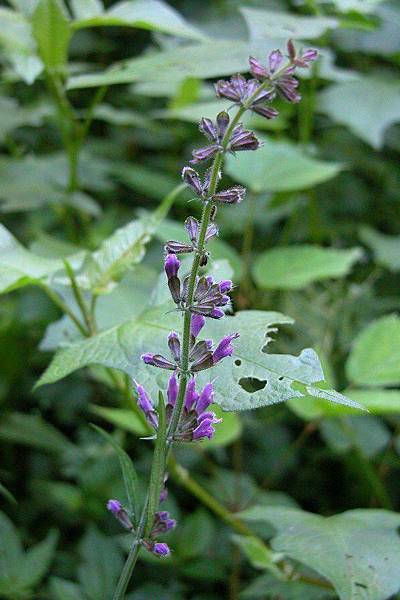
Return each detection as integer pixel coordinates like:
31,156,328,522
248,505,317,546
234,359,242,367
239,377,267,393
278,376,284,381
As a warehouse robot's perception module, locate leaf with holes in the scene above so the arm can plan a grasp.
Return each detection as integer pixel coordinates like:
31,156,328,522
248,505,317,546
240,7,338,40
37,305,363,413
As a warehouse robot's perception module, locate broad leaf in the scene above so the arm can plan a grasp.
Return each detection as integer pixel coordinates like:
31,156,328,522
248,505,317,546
320,415,390,458
226,138,342,193
0,7,43,84
0,224,69,293
240,7,338,40
318,77,400,148
360,225,400,271
20,530,58,588
253,245,362,290
72,0,206,42
69,0,103,20
37,306,363,412
343,389,400,414
49,577,85,600
241,506,400,600
91,406,149,436
346,314,400,386
32,0,71,72
242,573,335,599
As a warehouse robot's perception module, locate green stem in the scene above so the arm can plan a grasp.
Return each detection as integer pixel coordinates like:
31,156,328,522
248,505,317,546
64,260,96,335
112,541,141,600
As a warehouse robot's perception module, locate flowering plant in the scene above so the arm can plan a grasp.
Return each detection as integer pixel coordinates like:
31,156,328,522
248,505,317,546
103,40,318,599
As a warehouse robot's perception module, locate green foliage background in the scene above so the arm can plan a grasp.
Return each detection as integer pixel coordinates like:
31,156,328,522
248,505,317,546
0,0,400,598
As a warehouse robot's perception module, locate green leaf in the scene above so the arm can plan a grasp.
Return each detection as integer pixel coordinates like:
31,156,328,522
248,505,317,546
202,405,242,448
253,245,362,290
329,0,384,13
0,7,43,84
318,77,400,148
320,415,390,458
242,573,335,600
20,530,58,588
231,534,282,576
346,314,400,387
176,509,214,559
83,188,179,294
67,40,292,90
78,526,124,600
359,225,400,271
91,406,149,436
343,389,400,414
92,425,140,522
240,7,338,39
0,511,24,590
72,0,206,42
0,412,76,453
49,577,85,600
241,506,400,600
31,0,71,72
226,138,342,194
69,0,103,20
37,307,364,413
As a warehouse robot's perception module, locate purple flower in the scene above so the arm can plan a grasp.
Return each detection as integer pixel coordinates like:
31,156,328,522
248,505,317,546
107,499,133,531
212,333,240,364
184,377,199,411
191,314,206,338
213,186,246,205
205,222,219,242
210,307,224,319
164,253,180,279
168,331,181,363
135,381,159,428
152,511,177,535
165,240,193,254
219,280,233,293
193,414,222,441
215,74,278,121
229,124,260,153
167,373,178,407
182,167,210,198
152,542,170,557
141,353,176,370
196,382,214,413
185,216,199,241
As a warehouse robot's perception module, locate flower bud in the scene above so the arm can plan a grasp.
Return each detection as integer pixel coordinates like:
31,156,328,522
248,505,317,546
107,499,133,531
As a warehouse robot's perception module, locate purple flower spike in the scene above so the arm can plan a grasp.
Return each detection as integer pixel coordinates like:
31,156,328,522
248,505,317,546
107,499,133,531
152,542,170,557
184,377,199,411
213,333,240,364
167,373,178,407
191,314,206,338
197,382,214,414
164,253,180,279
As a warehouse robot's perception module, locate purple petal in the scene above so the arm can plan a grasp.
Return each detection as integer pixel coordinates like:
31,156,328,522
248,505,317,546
269,49,284,73
185,216,200,242
249,56,269,79
184,377,199,411
191,145,219,164
216,111,230,138
199,117,217,141
190,314,206,338
152,542,170,557
213,333,239,363
196,382,214,414
167,373,178,407
168,331,181,363
181,166,203,196
164,253,180,279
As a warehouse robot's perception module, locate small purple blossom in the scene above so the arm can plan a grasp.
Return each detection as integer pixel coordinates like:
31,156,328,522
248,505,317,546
135,381,159,428
167,373,178,407
141,353,176,370
213,186,246,205
190,314,206,338
152,542,170,557
152,511,177,535
215,74,278,120
107,499,133,531
213,333,240,364
164,253,180,279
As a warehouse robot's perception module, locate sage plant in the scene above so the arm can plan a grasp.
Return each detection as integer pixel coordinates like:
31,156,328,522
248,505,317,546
109,40,317,599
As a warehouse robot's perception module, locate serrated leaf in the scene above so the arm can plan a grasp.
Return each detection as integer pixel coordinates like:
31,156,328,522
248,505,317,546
346,314,400,387
232,534,282,576
359,225,400,272
241,506,400,600
92,425,140,521
318,77,400,148
240,7,338,40
32,0,71,72
71,0,206,42
226,138,342,194
253,245,362,290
